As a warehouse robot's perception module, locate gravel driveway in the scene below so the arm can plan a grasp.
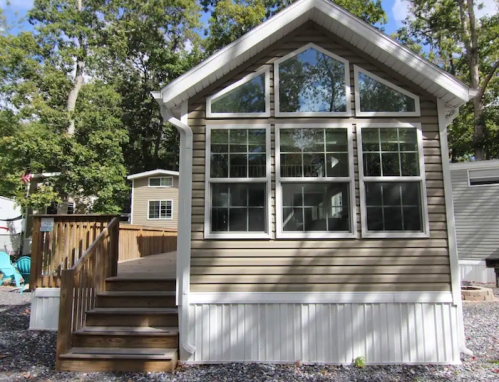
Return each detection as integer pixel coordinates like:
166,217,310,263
1,284,498,382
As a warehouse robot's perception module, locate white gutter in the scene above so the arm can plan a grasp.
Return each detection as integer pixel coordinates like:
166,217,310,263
152,93,196,357
437,99,473,357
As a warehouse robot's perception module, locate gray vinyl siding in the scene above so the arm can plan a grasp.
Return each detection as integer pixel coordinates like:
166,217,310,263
131,176,179,229
188,21,451,293
451,168,499,260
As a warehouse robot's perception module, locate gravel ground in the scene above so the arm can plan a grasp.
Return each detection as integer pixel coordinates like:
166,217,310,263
0,284,498,382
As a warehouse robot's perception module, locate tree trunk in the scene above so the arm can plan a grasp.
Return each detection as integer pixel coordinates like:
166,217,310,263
458,0,484,160
66,0,85,136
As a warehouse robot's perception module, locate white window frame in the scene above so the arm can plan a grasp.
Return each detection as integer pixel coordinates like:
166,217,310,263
147,199,173,220
354,65,421,117
206,67,271,118
357,122,430,239
204,124,272,239
274,43,352,117
148,177,173,187
467,168,499,187
275,123,357,239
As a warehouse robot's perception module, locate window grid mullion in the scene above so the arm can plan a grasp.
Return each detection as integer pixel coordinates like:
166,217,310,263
378,128,383,177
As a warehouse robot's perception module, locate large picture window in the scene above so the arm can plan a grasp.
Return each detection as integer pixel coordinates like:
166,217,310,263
205,125,271,239
354,66,421,117
274,43,351,117
357,123,429,238
206,67,271,118
276,124,356,239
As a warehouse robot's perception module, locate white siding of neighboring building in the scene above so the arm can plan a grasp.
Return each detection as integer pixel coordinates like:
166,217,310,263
451,164,499,283
0,196,22,255
451,167,499,260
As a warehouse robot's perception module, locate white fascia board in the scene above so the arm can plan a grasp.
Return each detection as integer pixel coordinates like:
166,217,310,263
127,169,180,180
188,291,454,304
158,0,473,109
450,160,499,171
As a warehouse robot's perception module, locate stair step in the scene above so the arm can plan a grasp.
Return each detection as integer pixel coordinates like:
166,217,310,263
96,291,176,308
85,308,178,327
73,326,179,348
58,347,178,372
75,326,178,336
105,277,176,292
62,347,177,359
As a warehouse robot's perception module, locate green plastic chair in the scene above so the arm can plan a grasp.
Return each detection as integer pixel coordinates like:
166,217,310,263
15,256,31,294
0,252,21,288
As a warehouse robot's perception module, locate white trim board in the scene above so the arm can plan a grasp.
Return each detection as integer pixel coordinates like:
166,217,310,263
206,66,271,118
274,43,352,117
158,0,474,110
127,169,179,180
188,291,453,304
353,65,421,117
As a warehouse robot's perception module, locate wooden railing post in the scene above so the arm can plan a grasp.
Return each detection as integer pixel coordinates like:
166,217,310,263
112,222,119,276
56,269,75,370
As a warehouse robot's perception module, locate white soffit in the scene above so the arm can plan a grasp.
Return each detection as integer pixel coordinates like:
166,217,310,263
158,0,475,110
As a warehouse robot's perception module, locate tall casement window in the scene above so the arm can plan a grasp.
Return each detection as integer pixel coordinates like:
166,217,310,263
205,125,271,239
148,200,173,220
206,67,271,118
275,124,356,239
354,66,421,117
357,123,429,238
274,43,351,117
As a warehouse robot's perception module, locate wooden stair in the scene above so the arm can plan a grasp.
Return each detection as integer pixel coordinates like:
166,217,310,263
57,277,179,372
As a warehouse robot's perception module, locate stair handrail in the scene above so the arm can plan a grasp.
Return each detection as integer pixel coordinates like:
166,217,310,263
55,217,120,370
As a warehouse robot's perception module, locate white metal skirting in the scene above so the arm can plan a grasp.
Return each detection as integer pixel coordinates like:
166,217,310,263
186,302,460,364
459,260,496,283
29,288,60,331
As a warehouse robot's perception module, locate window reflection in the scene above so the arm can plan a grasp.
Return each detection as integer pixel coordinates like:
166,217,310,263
282,183,350,232
358,72,416,113
211,73,266,114
278,47,347,113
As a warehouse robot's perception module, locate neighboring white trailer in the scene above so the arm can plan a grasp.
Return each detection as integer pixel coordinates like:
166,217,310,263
451,160,499,283
0,196,22,255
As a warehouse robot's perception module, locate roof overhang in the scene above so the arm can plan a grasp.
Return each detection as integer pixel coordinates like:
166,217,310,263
157,0,475,111
127,169,179,180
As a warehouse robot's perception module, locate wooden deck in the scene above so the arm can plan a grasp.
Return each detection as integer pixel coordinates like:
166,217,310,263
118,252,176,279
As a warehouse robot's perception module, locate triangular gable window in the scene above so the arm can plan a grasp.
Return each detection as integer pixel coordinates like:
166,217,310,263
206,67,270,118
354,66,421,116
275,43,351,117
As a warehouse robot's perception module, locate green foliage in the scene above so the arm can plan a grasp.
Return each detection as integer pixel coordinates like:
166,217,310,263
353,356,366,368
203,0,387,54
393,1,499,160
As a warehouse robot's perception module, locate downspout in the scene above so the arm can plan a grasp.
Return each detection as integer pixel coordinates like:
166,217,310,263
437,99,473,357
152,93,196,357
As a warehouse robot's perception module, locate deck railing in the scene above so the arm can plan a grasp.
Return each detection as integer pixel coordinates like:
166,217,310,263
119,224,177,262
30,215,117,289
30,216,178,290
55,217,120,366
